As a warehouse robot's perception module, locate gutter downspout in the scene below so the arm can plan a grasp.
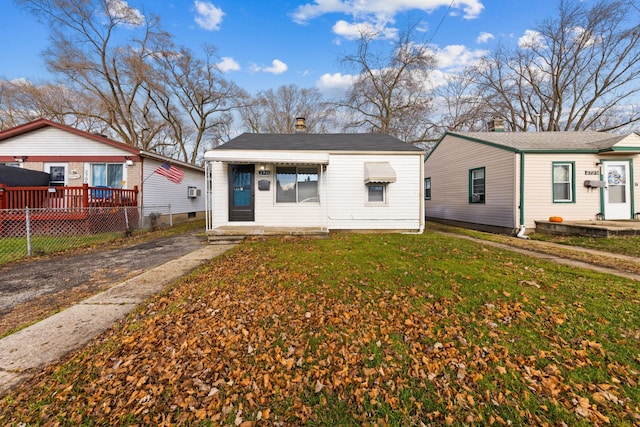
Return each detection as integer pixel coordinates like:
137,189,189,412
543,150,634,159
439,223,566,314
517,151,529,239
404,152,426,234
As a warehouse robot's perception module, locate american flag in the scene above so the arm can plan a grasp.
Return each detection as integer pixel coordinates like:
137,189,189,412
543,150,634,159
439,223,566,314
154,163,184,184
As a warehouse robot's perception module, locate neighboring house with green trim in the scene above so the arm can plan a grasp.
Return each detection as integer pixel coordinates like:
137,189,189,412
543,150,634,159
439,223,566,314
424,130,640,234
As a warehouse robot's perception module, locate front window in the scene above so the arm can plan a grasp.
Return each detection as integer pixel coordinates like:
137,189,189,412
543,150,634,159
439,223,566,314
469,167,485,204
553,162,574,202
425,177,431,200
276,166,318,203
92,163,124,188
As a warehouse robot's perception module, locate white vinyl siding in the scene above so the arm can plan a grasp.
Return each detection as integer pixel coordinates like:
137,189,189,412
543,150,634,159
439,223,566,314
0,127,131,156
207,152,423,231
143,158,205,216
424,135,517,229
327,154,421,230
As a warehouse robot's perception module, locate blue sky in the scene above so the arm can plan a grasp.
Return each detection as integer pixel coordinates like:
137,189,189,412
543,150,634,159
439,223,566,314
1,0,574,98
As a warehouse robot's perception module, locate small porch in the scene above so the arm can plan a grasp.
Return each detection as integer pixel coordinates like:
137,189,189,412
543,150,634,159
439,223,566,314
535,219,640,237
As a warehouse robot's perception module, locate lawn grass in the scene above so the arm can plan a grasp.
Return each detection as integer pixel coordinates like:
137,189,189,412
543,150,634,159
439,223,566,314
529,232,640,257
0,220,206,266
426,220,640,258
1,230,638,426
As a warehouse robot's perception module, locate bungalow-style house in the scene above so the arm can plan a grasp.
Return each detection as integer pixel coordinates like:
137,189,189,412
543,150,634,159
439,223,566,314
0,119,205,225
204,132,425,239
424,128,640,235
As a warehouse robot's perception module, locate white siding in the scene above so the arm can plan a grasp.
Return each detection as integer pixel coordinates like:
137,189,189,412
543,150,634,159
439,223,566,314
208,152,423,231
142,159,205,215
326,154,422,230
0,127,132,156
210,162,329,229
425,135,517,229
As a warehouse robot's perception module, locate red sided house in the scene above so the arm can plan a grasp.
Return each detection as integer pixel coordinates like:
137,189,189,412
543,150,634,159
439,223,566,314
0,119,205,228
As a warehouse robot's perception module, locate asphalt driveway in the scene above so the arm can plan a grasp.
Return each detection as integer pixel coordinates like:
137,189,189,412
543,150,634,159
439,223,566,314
0,229,211,336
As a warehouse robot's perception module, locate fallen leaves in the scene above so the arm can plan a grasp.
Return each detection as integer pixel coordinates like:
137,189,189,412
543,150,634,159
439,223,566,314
0,236,638,426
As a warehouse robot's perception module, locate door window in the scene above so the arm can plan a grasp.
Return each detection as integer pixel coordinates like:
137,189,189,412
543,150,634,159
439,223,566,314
607,165,626,203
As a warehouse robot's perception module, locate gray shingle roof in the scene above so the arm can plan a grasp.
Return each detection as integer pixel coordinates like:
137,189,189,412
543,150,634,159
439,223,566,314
215,133,423,152
449,131,629,151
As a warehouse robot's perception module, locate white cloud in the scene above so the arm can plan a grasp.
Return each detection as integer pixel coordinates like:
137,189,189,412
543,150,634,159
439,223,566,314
518,29,545,49
291,0,484,24
264,59,288,74
433,44,487,69
332,20,398,40
194,0,224,31
217,57,240,72
251,59,288,75
476,31,494,44
9,77,31,86
106,0,144,26
316,72,355,97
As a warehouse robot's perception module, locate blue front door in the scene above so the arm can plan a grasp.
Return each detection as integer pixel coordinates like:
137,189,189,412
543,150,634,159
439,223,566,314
228,164,255,221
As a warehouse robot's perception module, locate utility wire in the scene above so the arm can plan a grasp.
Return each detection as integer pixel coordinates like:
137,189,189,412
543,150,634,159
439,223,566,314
428,0,456,44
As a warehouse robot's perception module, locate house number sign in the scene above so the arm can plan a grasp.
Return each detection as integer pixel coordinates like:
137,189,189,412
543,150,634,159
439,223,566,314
258,170,271,176
584,170,599,175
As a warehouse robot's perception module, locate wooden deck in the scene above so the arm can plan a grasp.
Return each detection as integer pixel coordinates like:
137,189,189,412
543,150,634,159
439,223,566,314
0,184,140,236
0,183,138,212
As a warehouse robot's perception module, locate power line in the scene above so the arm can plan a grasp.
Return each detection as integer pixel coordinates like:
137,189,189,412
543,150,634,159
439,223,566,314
428,0,456,44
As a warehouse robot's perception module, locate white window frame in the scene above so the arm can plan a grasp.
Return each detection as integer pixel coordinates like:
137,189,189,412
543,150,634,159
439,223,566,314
275,166,319,204
90,163,125,188
552,162,574,203
366,183,387,205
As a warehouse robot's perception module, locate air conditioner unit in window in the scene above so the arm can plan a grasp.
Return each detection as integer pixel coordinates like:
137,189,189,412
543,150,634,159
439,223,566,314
187,187,200,198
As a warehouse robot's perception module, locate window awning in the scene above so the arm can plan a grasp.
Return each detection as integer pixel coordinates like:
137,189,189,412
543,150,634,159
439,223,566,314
364,162,396,184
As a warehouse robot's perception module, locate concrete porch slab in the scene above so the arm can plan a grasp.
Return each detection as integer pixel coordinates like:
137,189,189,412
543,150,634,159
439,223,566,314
535,220,640,237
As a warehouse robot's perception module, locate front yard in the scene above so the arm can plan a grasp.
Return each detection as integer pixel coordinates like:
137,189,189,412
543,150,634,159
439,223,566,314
1,231,638,425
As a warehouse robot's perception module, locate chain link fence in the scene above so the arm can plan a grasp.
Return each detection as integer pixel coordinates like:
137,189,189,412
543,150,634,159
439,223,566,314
0,205,172,265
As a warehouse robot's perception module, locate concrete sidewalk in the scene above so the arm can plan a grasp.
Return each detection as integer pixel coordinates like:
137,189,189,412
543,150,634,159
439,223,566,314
0,243,235,397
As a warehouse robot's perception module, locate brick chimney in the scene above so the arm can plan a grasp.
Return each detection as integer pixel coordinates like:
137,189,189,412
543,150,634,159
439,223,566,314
487,118,505,132
295,117,307,133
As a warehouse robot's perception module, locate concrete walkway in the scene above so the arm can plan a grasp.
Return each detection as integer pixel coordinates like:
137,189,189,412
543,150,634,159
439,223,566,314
438,231,640,281
0,243,235,397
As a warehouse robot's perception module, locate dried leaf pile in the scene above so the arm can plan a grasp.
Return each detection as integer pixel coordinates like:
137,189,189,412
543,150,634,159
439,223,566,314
1,233,639,426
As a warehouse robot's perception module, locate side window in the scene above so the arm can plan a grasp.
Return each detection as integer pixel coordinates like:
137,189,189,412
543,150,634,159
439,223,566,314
424,177,431,200
553,162,574,202
367,184,385,203
469,167,485,204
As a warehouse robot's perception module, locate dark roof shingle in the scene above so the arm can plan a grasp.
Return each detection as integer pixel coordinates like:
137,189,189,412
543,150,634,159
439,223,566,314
215,133,423,152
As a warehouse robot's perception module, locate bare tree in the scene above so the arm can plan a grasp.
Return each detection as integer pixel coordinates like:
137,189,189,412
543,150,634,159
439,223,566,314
149,44,247,163
432,70,490,134
238,84,336,133
338,22,436,144
473,0,640,132
16,0,170,149
0,79,107,131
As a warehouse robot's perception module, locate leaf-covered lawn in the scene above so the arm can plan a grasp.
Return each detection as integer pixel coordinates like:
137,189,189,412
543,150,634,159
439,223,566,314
1,232,639,426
